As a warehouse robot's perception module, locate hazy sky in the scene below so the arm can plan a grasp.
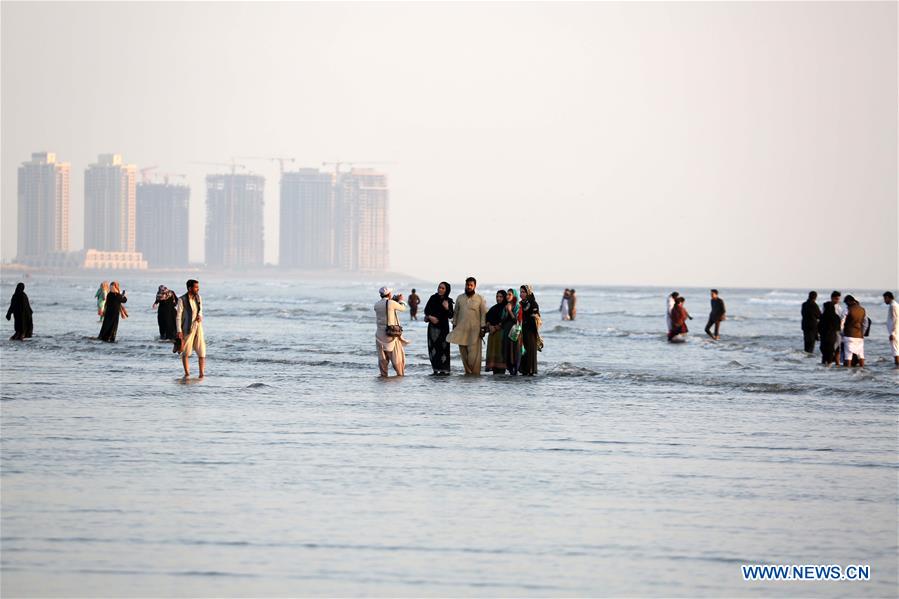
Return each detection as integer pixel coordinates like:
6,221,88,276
2,1,896,288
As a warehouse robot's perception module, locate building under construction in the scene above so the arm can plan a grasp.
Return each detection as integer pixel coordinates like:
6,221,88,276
205,173,265,268
280,169,335,269
136,181,190,268
334,168,389,272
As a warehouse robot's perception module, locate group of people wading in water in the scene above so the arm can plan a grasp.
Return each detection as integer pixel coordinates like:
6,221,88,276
7,280,899,378
375,278,543,378
92,279,206,377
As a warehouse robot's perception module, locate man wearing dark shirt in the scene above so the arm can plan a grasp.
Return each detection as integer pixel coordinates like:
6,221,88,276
800,291,821,353
704,289,726,340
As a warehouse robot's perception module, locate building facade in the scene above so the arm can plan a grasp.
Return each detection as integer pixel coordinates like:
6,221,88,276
16,152,70,260
136,182,190,268
335,168,389,271
205,173,265,268
280,169,335,269
84,154,138,252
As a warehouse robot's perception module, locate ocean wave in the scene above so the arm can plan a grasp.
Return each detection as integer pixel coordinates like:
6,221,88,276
544,362,601,377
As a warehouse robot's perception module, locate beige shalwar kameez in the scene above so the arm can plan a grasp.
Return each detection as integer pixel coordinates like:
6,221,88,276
447,292,488,375
374,298,409,376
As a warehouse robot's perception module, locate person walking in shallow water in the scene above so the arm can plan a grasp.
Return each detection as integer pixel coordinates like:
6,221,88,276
176,279,206,378
374,286,408,377
884,291,899,367
95,281,108,321
668,296,690,341
801,291,821,353
485,290,508,374
6,283,33,341
98,282,127,342
408,289,420,321
666,291,679,332
568,289,577,320
424,282,454,375
519,285,541,376
841,295,867,367
704,289,726,340
153,285,178,340
560,289,571,321
448,277,488,375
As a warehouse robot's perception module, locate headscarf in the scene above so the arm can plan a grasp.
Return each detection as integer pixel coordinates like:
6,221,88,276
110,281,120,294
522,284,536,303
507,288,520,317
486,290,508,326
14,282,25,296
439,281,451,299
156,285,170,302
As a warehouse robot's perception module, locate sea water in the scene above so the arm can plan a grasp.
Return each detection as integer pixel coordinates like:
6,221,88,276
1,274,896,597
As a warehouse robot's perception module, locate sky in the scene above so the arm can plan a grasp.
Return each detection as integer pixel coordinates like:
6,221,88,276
1,1,896,289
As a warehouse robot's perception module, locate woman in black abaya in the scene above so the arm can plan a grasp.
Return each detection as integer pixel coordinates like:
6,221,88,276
98,281,127,342
6,283,34,340
153,285,178,340
424,281,454,375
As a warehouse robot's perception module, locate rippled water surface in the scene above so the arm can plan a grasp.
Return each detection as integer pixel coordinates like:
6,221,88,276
2,273,896,597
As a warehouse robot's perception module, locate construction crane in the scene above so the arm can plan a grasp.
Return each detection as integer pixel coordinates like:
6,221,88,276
236,156,296,176
139,166,158,184
189,160,247,176
321,161,396,176
160,172,188,185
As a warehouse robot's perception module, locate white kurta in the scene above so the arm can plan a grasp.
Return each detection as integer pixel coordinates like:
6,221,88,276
887,300,899,356
374,299,408,352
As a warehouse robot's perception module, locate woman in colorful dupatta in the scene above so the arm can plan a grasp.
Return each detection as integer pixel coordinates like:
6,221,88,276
485,290,508,374
503,288,523,375
519,284,541,376
424,281,454,375
95,281,109,321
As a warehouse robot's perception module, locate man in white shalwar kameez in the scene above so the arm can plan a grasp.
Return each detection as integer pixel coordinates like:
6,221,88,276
375,287,408,377
884,291,899,367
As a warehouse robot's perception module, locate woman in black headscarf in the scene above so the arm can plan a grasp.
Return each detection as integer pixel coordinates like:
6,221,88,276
152,285,178,340
519,284,541,376
424,281,454,375
6,283,33,341
818,300,842,366
485,290,508,374
98,281,127,343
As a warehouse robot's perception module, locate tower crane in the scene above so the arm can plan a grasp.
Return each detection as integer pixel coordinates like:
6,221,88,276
189,159,247,176
321,161,396,176
236,156,296,176
139,166,159,184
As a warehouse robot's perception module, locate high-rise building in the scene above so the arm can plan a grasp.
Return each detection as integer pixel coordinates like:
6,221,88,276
16,152,70,260
136,181,190,268
205,173,265,268
280,168,335,269
84,154,137,252
335,168,389,271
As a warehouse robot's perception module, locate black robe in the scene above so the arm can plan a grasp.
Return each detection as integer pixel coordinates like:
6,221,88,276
520,298,540,376
818,305,841,364
156,295,178,340
424,292,454,374
6,287,33,340
98,292,127,342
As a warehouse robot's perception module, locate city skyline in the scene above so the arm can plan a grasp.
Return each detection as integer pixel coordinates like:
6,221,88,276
12,149,393,271
2,2,895,288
